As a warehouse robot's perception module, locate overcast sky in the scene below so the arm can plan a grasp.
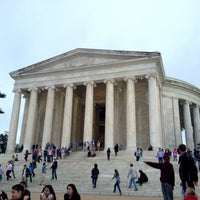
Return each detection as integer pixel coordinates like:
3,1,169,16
0,1,200,139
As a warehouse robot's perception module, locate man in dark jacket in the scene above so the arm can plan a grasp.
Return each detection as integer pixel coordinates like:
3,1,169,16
114,143,119,156
22,165,30,183
91,163,99,188
51,158,58,180
178,144,198,195
144,154,175,200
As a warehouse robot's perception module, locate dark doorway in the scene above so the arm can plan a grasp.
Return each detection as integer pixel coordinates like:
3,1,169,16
95,103,105,149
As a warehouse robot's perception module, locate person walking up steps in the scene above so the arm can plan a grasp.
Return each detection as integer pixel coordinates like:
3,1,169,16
134,148,140,161
11,155,16,178
127,163,138,191
22,164,30,183
111,169,122,195
51,158,58,180
91,163,99,188
40,163,48,186
6,161,12,181
24,150,31,162
114,144,119,156
28,162,34,183
107,148,111,160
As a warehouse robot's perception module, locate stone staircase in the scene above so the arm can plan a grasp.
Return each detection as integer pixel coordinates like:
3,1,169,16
0,150,199,197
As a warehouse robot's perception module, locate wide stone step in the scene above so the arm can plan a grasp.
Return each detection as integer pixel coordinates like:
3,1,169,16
0,150,199,198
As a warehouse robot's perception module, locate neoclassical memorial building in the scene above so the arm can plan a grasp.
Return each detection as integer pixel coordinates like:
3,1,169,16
7,48,200,153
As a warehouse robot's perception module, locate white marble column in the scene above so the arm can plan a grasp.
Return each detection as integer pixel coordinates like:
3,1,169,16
42,86,55,148
61,84,75,148
24,88,38,151
104,79,115,149
19,93,30,146
52,92,64,148
183,101,194,149
7,90,22,153
83,82,95,143
125,77,137,150
72,96,79,142
146,75,161,148
193,105,200,148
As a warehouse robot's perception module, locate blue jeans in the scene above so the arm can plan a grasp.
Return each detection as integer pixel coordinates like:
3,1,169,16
161,182,173,200
114,180,121,193
52,169,57,180
128,177,138,190
158,157,163,163
44,154,47,162
173,156,177,161
92,177,98,188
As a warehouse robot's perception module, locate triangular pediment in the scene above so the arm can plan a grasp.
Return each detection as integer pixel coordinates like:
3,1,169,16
10,48,161,78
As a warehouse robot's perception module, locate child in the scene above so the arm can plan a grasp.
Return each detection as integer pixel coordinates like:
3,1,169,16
40,163,48,186
184,187,198,200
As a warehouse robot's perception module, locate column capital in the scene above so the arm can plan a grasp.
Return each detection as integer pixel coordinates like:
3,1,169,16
192,104,200,110
44,85,55,90
104,79,116,85
193,104,200,108
63,83,76,89
183,100,192,105
27,87,38,92
145,74,161,88
124,77,137,83
12,89,21,93
83,81,96,87
22,92,30,99
145,74,157,80
172,96,179,100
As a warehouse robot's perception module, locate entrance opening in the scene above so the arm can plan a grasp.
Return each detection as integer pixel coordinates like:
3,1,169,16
95,103,105,150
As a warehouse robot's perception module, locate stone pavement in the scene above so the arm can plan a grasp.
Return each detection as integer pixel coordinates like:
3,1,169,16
0,150,199,199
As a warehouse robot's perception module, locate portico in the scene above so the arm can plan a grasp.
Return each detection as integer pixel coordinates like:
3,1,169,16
7,48,200,153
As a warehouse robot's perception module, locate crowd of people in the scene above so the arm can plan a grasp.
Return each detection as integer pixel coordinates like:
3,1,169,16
0,143,199,200
88,143,199,200
0,182,81,200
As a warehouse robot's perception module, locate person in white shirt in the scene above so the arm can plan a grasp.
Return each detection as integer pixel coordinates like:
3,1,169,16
6,161,12,181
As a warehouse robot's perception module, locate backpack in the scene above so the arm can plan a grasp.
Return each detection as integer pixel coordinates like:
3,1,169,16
26,168,31,176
